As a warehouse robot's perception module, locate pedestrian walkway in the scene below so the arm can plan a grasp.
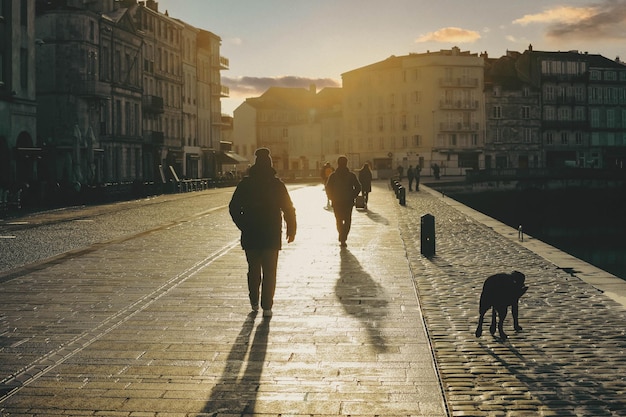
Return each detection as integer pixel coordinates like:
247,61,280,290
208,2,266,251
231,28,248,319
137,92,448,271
1,180,626,416
0,182,447,416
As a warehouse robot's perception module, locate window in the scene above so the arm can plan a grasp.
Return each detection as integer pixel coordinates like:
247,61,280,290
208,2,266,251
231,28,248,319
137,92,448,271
575,86,584,102
125,102,131,135
412,135,421,147
546,132,553,145
0,47,4,88
523,128,532,143
521,106,530,119
20,48,27,90
493,106,502,119
574,107,585,121
591,109,600,127
561,132,568,145
575,132,583,145
545,86,555,101
20,0,27,26
607,109,615,128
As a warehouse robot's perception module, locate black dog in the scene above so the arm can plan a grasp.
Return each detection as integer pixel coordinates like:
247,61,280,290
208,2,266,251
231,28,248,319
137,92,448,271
475,271,528,340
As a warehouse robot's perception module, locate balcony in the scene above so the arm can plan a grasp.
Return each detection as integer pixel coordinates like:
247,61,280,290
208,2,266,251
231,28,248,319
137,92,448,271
439,100,479,109
439,78,479,88
212,84,229,97
219,56,229,70
75,78,110,99
142,95,164,114
440,122,479,132
143,130,165,145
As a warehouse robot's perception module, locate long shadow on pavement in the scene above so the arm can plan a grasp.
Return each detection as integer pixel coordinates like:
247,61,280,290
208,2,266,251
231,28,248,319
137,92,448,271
202,313,270,414
336,247,389,352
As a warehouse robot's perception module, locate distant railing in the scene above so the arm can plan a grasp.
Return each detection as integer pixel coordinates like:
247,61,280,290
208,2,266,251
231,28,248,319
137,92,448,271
466,167,626,182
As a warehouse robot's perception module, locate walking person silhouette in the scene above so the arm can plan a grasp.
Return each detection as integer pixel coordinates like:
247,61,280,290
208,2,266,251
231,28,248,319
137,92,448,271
325,155,361,247
229,148,297,318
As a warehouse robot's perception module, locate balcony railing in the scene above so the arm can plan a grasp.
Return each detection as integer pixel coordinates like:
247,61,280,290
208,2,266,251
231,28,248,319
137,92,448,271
439,78,479,88
75,78,110,99
440,122,480,132
219,56,229,70
143,130,165,145
142,95,164,114
439,100,479,109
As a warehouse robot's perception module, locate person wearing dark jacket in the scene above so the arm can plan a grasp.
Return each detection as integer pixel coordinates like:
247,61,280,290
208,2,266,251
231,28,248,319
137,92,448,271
358,162,372,206
325,155,361,247
229,148,296,317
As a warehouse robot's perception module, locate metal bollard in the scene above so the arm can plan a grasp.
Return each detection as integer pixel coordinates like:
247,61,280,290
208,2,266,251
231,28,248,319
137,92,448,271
398,186,406,206
420,214,435,257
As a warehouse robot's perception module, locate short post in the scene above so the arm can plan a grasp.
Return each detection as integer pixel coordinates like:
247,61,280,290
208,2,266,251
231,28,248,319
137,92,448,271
421,214,435,257
398,186,406,206
518,225,523,242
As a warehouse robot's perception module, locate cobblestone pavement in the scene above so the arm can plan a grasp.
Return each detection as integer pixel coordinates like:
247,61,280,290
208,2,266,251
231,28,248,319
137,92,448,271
397,182,626,417
1,180,626,416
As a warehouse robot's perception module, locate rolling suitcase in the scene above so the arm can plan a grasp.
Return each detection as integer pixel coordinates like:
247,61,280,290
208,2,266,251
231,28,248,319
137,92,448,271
355,195,366,209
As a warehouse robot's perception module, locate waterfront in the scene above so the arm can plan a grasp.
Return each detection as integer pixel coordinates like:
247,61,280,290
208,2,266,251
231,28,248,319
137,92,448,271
447,187,626,281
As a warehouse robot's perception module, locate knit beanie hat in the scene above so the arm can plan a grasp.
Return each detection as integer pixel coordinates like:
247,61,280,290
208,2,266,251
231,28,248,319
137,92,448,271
254,147,272,168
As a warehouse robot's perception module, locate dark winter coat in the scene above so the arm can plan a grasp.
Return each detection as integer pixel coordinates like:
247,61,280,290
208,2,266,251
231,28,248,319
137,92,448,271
358,167,372,193
229,165,296,250
325,166,361,207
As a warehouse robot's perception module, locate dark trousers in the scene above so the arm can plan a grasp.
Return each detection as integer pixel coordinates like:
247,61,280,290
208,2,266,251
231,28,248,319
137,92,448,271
245,249,279,310
333,203,354,243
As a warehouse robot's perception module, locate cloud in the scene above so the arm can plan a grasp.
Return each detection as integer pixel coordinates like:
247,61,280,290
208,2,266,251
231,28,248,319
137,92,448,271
513,1,626,40
513,6,596,26
415,27,481,43
222,76,341,98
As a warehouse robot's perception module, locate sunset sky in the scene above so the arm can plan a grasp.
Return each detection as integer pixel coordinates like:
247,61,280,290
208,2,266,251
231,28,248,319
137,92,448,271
157,0,626,115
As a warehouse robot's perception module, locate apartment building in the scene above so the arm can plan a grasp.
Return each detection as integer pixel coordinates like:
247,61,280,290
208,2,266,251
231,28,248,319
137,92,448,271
0,0,38,189
232,85,342,177
484,50,542,169
494,46,626,170
197,28,229,178
342,47,485,177
0,0,230,205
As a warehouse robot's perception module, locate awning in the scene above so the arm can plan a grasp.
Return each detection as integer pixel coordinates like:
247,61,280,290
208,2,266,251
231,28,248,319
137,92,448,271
220,151,249,164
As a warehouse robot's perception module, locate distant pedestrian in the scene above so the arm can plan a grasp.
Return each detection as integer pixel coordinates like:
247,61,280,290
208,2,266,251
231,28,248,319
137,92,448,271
229,148,297,318
321,162,334,208
397,165,404,180
415,165,422,191
407,165,415,191
432,163,440,180
358,162,373,207
325,155,361,247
